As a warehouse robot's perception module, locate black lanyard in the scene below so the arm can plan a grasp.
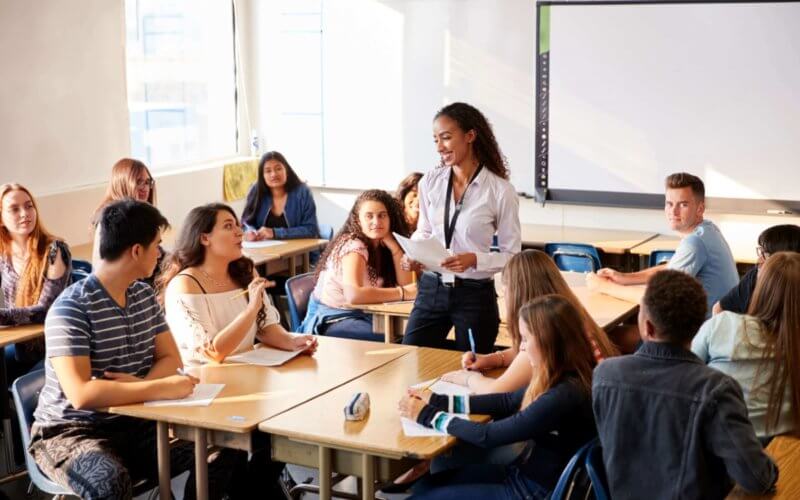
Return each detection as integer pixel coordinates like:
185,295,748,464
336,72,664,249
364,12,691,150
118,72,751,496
444,164,483,250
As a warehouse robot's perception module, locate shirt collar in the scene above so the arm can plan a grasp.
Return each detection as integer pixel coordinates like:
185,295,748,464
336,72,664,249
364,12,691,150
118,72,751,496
635,341,703,364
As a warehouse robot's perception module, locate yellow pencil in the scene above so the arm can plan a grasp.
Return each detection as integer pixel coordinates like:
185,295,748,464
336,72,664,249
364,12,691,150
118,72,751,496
420,376,440,393
229,289,249,300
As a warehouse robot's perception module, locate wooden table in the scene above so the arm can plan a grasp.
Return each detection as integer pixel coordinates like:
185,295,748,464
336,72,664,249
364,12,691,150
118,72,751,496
353,272,643,344
727,435,800,499
259,347,490,500
0,324,45,480
521,224,657,254
631,233,758,265
108,337,414,500
244,238,327,275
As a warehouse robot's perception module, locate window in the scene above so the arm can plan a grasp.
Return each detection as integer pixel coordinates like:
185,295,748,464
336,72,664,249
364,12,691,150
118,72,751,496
125,0,237,169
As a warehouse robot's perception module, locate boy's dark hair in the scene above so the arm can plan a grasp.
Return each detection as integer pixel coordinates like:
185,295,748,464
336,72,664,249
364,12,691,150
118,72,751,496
98,199,170,261
665,172,705,201
643,270,707,344
758,224,800,255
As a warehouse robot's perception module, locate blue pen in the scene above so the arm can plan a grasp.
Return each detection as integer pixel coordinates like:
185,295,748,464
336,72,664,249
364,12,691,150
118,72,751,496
468,328,477,362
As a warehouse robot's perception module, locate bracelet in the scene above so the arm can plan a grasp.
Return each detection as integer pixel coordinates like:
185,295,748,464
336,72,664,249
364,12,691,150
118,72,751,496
398,286,405,301
496,350,505,368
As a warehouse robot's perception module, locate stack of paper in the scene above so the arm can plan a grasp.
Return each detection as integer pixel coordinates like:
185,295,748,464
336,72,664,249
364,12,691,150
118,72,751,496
226,345,303,367
144,384,225,407
242,240,287,249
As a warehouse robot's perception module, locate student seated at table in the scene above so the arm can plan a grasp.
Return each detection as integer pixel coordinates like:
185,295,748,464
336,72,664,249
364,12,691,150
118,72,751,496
714,224,800,315
593,270,777,499
29,199,250,500
398,295,597,500
159,203,317,364
241,151,319,242
300,189,416,341
0,183,71,381
693,252,800,440
92,158,164,287
396,172,423,234
596,172,738,315
440,249,618,394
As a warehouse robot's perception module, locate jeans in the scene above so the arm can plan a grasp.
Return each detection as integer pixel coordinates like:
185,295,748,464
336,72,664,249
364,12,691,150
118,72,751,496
430,440,526,474
321,316,384,342
411,464,549,500
402,273,499,352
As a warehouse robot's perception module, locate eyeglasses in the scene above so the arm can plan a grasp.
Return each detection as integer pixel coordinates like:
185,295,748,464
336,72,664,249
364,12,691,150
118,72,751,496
756,246,770,260
136,178,155,188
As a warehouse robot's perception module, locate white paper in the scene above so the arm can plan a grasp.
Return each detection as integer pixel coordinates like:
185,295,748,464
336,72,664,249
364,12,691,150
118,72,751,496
242,240,287,249
226,345,303,367
402,379,471,437
144,384,225,407
393,233,452,277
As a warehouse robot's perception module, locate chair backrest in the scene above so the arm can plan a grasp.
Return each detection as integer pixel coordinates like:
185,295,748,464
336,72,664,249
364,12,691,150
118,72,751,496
318,223,334,241
285,272,317,331
585,438,611,500
551,439,595,500
648,249,675,268
71,258,92,284
11,369,74,496
544,243,602,273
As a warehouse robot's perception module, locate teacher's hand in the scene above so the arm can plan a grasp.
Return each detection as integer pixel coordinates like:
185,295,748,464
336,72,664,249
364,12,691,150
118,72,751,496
440,253,477,273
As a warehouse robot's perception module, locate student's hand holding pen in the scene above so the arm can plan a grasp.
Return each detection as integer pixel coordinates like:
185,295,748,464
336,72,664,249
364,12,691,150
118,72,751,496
291,334,318,355
245,277,268,311
460,352,495,371
398,389,429,420
159,370,199,400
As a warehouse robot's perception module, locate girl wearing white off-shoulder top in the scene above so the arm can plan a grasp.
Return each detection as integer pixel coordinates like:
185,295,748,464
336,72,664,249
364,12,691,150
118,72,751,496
159,203,316,364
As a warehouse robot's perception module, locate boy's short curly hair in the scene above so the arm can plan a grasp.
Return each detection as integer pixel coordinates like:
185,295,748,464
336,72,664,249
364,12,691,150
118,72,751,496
643,270,707,344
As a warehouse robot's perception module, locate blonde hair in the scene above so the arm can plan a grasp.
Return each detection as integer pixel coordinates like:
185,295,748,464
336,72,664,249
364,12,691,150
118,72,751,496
92,158,157,224
502,250,618,358
748,252,800,435
519,295,596,408
0,183,57,306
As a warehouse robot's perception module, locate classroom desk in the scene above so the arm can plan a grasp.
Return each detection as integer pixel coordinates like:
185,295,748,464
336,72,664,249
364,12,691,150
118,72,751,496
352,272,643,344
108,337,414,500
521,224,657,254
0,324,45,481
727,435,800,499
631,233,758,265
259,346,490,500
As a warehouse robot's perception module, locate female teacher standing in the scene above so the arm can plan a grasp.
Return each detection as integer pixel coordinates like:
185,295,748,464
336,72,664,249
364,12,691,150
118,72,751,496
402,102,520,353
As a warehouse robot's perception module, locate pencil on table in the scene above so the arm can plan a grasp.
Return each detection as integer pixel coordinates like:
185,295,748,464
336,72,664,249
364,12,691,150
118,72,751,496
420,376,440,393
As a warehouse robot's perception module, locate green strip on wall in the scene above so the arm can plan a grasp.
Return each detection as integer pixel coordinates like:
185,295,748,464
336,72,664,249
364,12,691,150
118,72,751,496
539,6,550,55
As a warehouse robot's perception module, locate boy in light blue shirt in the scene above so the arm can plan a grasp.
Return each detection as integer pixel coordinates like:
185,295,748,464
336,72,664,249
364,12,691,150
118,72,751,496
598,172,738,316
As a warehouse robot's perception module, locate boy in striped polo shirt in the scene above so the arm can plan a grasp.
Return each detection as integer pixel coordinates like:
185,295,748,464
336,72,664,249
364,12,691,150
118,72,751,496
29,200,243,500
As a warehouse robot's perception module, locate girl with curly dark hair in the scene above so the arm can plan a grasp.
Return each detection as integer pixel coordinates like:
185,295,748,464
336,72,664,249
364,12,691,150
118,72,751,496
300,190,416,341
401,102,521,353
158,203,316,364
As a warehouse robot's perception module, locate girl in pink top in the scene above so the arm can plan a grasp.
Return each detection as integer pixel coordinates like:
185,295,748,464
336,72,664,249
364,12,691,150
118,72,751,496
301,190,417,341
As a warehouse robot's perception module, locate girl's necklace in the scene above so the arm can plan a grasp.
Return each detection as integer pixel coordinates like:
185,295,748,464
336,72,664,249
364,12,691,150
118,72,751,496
199,268,227,288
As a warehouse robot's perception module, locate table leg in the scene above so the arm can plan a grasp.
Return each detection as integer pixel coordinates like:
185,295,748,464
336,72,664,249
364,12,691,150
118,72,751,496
195,428,208,500
157,422,171,500
361,454,374,500
384,315,393,344
288,256,297,277
302,252,310,273
319,446,331,500
0,354,14,476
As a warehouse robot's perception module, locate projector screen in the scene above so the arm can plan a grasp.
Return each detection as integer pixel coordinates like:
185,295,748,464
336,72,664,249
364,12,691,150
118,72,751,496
535,1,800,214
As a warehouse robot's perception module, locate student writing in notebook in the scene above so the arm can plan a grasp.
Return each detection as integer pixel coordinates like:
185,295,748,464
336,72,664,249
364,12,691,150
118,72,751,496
399,295,597,499
29,200,247,499
300,190,416,341
159,203,316,364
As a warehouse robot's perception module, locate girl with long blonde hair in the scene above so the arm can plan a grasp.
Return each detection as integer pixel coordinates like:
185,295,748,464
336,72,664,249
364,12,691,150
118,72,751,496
398,295,597,499
441,249,618,393
693,251,800,438
0,183,71,378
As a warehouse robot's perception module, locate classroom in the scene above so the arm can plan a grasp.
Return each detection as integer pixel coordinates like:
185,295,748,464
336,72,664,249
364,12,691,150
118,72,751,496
1,0,799,499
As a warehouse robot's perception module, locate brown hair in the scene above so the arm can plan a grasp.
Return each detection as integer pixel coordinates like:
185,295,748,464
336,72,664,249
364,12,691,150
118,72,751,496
314,190,409,287
435,102,509,179
502,250,618,359
665,172,705,201
519,295,597,408
642,270,707,344
747,252,800,435
92,158,157,224
395,172,423,204
0,183,58,306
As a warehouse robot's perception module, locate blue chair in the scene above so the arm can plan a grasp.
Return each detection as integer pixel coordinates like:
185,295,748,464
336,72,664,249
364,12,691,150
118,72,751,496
11,369,74,497
318,223,334,241
551,439,594,500
544,243,602,273
585,438,611,500
71,258,92,284
648,249,675,267
285,272,317,332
